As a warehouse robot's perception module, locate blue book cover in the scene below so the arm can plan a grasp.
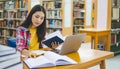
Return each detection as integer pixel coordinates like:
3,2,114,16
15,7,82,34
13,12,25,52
42,36,64,48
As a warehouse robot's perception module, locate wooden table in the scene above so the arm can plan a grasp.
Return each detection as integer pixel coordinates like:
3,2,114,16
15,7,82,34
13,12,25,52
78,28,111,51
23,48,114,69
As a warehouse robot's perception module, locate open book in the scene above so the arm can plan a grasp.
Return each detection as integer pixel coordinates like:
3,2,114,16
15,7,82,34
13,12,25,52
24,51,77,69
42,30,64,48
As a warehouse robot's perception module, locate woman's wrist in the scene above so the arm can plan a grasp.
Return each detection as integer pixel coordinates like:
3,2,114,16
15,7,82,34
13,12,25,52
21,49,30,58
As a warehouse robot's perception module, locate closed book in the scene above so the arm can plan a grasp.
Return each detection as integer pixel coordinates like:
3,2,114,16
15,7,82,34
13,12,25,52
4,62,23,69
0,56,21,69
0,45,16,56
0,51,20,62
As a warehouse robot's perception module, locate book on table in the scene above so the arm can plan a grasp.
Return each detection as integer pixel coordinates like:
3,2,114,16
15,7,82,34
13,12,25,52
24,51,77,69
0,56,21,69
0,51,21,62
4,62,23,69
0,45,16,56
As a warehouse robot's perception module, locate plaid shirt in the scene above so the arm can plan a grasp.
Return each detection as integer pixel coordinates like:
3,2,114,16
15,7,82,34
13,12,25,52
16,26,30,51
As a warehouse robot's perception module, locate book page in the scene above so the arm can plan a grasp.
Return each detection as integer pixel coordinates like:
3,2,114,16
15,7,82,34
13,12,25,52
55,56,78,65
45,30,63,40
44,51,77,66
24,56,55,68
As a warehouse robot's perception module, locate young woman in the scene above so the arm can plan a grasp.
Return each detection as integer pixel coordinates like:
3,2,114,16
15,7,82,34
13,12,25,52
16,5,57,57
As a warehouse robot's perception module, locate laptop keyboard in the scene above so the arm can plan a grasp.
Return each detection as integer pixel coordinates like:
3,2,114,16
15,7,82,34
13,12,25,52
50,49,60,54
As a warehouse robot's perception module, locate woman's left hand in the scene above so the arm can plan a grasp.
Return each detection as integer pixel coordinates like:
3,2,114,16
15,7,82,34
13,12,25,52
51,42,59,49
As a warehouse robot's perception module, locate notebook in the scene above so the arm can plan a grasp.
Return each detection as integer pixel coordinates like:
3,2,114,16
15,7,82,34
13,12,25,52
51,33,86,55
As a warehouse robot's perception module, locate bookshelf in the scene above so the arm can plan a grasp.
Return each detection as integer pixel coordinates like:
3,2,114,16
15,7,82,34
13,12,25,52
111,0,120,55
0,2,4,44
111,0,120,45
40,0,73,36
42,0,63,34
0,0,28,45
73,0,85,34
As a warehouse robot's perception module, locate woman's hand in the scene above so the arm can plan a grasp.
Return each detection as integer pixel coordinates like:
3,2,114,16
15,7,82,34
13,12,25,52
51,42,59,49
22,49,29,57
22,49,37,58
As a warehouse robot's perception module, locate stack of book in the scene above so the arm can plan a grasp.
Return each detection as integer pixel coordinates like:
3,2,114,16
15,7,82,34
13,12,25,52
0,45,23,69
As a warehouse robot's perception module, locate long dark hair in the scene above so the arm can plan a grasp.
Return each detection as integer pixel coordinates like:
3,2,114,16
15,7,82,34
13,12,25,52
21,4,46,48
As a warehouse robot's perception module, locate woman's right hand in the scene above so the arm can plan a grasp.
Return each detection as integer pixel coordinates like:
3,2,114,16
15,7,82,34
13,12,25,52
22,49,37,58
22,49,30,58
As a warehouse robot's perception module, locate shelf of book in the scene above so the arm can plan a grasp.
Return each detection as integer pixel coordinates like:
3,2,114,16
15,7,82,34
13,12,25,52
0,0,28,45
42,0,63,34
73,0,85,34
111,0,120,45
111,0,120,55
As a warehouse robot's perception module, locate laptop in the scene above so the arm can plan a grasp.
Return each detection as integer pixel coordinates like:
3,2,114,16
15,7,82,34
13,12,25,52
51,33,86,55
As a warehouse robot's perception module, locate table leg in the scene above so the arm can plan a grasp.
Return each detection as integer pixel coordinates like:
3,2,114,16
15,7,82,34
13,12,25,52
100,60,106,69
107,33,110,51
91,36,94,49
94,35,98,50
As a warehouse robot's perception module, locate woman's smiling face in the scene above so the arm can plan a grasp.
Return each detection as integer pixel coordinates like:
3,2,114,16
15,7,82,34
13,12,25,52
31,11,45,28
